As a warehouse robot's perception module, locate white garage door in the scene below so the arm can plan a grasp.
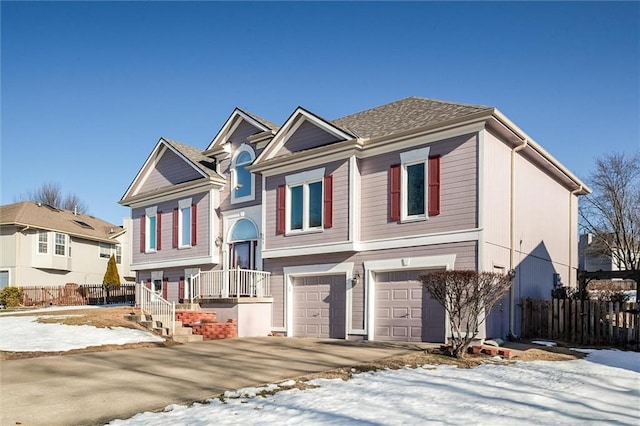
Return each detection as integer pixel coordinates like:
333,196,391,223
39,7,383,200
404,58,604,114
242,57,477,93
375,270,445,342
293,275,346,339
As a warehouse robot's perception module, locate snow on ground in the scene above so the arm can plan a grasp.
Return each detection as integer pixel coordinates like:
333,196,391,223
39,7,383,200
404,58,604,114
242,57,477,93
0,310,163,352
531,340,557,347
108,350,640,426
1,309,638,425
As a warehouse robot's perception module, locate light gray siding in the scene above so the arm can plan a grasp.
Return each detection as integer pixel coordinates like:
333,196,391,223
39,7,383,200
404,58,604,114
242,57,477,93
139,150,202,194
360,133,478,241
276,120,342,156
265,159,350,250
132,191,211,265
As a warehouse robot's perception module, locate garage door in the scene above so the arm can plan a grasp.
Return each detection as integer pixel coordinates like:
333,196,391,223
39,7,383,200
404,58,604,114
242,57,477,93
375,270,445,342
293,275,346,339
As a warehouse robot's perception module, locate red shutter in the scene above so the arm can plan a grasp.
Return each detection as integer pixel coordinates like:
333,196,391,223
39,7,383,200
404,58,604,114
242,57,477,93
428,156,441,216
172,208,178,248
156,212,162,251
179,276,185,300
162,277,168,299
191,203,197,246
146,279,152,289
276,185,286,235
324,175,333,228
140,215,146,253
389,164,401,221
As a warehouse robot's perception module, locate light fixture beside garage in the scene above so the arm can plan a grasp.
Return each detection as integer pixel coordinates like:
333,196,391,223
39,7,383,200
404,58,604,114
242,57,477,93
351,270,361,286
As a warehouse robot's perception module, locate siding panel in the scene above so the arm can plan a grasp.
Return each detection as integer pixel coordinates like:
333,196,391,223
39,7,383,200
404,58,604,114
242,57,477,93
139,150,202,193
360,134,478,241
277,120,342,156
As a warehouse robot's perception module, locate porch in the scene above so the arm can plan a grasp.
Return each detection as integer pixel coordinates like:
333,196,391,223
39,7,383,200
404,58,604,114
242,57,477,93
187,269,272,302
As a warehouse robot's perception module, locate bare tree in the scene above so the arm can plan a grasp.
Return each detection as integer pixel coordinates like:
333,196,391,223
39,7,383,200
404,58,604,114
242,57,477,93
420,270,513,358
15,181,89,214
580,152,640,271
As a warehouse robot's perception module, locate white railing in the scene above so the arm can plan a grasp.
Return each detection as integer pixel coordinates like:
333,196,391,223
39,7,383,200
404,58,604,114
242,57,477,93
190,268,271,302
137,283,175,336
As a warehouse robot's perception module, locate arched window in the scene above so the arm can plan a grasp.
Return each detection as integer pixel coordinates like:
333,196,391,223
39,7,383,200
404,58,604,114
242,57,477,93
230,219,258,242
231,145,255,203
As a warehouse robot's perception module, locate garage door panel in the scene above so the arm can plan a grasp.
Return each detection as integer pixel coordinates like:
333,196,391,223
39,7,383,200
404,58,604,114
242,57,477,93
293,275,345,339
376,270,445,342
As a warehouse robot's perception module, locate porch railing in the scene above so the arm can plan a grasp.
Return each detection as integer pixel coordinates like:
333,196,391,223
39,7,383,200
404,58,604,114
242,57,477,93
189,268,271,302
137,283,175,336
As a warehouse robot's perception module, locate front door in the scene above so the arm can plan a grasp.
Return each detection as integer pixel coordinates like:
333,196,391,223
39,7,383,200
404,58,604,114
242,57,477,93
231,241,254,270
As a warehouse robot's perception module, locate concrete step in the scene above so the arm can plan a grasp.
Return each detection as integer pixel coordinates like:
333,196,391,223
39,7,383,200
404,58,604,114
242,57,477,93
173,334,203,343
176,303,201,311
174,327,194,336
153,327,169,336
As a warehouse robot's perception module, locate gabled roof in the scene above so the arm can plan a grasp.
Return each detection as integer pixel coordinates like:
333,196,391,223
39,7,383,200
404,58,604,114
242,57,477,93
255,106,356,163
0,202,123,243
120,137,223,203
332,96,493,140
205,108,279,153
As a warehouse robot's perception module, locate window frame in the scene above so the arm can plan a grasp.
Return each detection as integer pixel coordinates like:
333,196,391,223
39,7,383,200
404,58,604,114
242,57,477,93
230,144,256,204
178,198,192,249
285,167,325,234
99,242,112,259
145,206,158,253
37,231,48,254
400,147,430,222
54,233,68,257
115,244,122,264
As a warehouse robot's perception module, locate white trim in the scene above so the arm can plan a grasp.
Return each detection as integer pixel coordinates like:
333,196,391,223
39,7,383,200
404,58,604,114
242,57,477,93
131,255,220,271
400,147,430,164
261,228,481,259
284,167,325,186
256,108,354,164
178,201,192,249
178,198,192,209
206,109,271,152
209,188,216,260
145,206,158,216
348,156,359,243
477,129,485,271
283,262,354,338
230,144,256,204
123,179,224,208
364,254,456,341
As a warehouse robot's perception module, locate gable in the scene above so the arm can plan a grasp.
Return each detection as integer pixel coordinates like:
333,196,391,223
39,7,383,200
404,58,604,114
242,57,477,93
229,120,265,146
274,120,343,157
206,109,275,153
137,148,203,194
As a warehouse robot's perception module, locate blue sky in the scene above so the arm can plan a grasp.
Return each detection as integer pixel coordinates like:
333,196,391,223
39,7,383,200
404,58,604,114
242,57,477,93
2,1,639,225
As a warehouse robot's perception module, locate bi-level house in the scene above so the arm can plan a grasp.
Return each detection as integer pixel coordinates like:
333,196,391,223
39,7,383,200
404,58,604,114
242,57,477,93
120,97,590,342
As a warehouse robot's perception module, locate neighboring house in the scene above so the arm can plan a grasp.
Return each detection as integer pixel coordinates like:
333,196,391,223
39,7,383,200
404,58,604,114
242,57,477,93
120,97,590,341
0,201,133,288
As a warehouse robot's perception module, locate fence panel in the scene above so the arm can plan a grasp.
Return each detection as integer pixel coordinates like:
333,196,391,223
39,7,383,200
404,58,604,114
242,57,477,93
521,298,639,348
19,284,135,307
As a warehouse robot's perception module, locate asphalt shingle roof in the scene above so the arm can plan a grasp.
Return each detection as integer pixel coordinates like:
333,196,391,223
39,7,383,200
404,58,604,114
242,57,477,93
240,109,281,132
331,97,493,140
162,138,223,179
0,202,122,242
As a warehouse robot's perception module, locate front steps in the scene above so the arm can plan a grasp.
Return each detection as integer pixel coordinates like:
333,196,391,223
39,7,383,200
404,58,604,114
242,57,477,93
125,314,204,343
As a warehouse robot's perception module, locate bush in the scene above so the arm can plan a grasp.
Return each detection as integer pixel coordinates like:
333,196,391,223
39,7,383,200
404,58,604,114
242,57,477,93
0,287,23,307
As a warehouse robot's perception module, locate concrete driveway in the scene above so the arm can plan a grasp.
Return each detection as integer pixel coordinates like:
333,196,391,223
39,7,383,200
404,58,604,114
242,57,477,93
0,338,434,425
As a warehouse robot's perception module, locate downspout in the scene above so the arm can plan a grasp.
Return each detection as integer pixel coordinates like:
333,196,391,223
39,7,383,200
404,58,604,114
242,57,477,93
509,138,528,337
569,185,583,288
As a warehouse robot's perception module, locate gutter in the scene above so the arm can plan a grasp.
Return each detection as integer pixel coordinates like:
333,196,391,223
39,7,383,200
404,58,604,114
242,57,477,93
509,138,528,337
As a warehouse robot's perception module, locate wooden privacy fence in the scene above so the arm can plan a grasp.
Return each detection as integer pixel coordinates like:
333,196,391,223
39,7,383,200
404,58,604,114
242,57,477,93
521,298,639,347
19,284,136,307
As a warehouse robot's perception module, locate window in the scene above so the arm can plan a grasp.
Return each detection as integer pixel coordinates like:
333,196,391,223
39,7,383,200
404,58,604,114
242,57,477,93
0,271,9,290
141,206,161,253
277,167,333,234
231,144,255,204
54,233,67,256
174,198,196,248
99,243,112,259
38,231,48,254
389,147,441,222
115,245,122,264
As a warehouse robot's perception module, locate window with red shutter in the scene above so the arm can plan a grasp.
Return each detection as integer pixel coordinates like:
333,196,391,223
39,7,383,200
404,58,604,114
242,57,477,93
156,211,162,251
140,214,146,253
276,185,286,234
428,156,441,216
324,175,333,228
389,164,401,221
172,208,178,248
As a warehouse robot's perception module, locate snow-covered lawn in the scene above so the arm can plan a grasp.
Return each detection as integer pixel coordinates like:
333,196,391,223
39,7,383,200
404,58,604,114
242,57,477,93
1,307,638,425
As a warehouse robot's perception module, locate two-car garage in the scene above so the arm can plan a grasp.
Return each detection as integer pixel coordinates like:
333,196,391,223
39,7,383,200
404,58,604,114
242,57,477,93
289,268,445,343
